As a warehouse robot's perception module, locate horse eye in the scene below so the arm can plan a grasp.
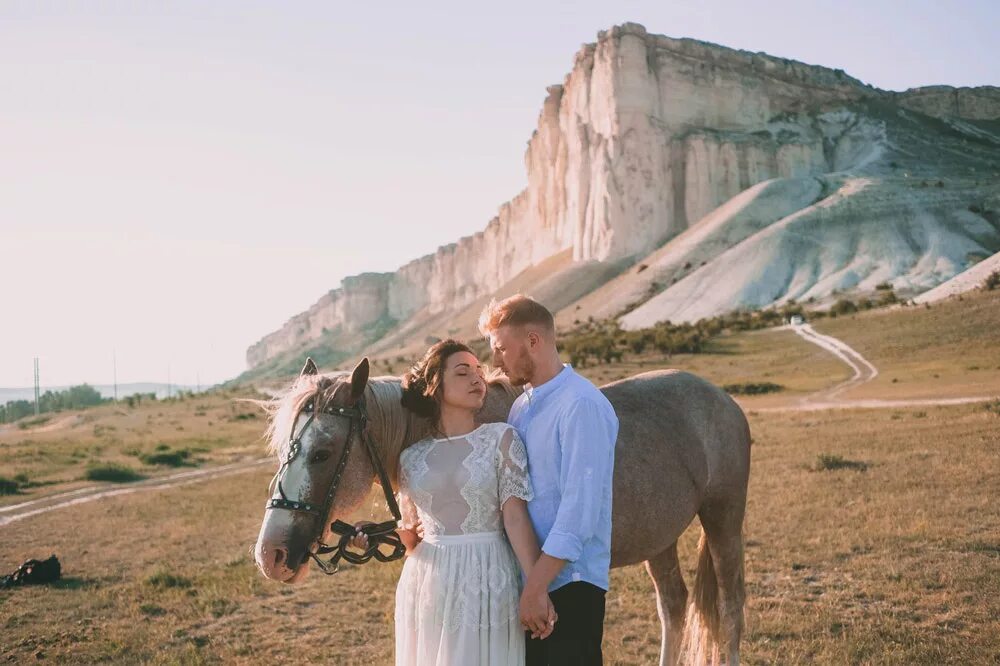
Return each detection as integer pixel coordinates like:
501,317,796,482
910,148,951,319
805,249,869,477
304,400,314,412
310,450,331,464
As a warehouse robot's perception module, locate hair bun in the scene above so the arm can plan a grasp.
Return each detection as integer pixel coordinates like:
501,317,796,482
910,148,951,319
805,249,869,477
400,371,435,418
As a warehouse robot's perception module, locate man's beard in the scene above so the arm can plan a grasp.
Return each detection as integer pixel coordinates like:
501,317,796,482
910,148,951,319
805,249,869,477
506,354,535,387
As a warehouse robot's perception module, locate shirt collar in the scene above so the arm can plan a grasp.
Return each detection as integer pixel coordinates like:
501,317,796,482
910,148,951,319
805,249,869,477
525,364,573,403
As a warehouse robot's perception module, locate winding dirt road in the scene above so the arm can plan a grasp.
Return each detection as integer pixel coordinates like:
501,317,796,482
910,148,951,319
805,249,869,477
770,322,994,412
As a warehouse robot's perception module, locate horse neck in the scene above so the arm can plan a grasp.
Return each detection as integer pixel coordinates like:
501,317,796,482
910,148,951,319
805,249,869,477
364,378,430,486
480,378,523,424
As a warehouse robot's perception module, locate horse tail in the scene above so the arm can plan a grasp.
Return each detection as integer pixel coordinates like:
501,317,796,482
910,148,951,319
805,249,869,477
680,529,722,666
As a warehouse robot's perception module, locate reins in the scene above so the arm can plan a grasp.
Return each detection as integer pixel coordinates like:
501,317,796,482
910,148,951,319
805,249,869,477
266,385,405,575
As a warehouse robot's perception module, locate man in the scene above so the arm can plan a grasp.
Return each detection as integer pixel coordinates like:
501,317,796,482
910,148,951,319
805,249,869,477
479,294,619,666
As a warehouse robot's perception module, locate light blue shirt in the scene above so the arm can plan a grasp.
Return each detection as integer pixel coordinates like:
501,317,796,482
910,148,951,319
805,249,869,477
508,364,618,592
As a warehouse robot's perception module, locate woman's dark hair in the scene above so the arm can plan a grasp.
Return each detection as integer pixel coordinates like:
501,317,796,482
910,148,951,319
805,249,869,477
400,339,475,422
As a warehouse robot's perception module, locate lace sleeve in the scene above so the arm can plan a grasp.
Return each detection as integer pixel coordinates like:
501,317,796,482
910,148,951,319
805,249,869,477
396,463,419,529
497,426,533,509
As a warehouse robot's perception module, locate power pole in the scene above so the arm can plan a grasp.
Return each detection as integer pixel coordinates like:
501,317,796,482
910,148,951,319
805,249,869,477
33,357,40,416
113,350,118,403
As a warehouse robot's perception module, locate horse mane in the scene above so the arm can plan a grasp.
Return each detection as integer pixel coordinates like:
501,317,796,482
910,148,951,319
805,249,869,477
257,372,419,485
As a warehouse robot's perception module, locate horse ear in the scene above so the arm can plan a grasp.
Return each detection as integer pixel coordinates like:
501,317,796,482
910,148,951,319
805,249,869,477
300,357,319,377
349,357,370,402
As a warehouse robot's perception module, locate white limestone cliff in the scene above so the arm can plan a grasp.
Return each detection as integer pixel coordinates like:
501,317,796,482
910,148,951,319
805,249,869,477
246,23,1000,372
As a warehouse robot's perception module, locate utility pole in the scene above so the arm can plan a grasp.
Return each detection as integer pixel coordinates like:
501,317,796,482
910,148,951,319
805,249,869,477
167,363,171,399
113,350,118,403
33,357,40,416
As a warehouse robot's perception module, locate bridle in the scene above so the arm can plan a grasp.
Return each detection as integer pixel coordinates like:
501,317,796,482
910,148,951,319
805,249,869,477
266,384,405,574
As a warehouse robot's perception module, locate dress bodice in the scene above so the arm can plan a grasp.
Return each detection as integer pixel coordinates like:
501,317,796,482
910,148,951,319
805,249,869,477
398,422,532,537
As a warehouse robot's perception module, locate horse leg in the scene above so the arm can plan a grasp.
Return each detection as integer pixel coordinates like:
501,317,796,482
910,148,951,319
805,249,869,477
645,542,688,666
699,505,746,665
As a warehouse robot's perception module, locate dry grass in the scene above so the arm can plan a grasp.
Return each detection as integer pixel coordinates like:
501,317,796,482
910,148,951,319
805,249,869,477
0,390,267,506
1,401,997,664
2,295,999,664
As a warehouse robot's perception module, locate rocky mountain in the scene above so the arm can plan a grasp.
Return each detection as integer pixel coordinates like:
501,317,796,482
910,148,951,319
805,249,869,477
244,23,1000,378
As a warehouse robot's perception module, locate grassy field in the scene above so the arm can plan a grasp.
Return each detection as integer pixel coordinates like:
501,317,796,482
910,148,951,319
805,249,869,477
811,288,1000,401
2,291,998,664
1,401,997,664
0,390,267,505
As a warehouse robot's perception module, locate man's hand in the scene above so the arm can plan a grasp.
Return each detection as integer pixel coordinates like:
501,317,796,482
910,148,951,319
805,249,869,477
519,587,558,639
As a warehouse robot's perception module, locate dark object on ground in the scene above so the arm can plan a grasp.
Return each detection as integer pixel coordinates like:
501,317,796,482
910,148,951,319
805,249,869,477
1,555,62,588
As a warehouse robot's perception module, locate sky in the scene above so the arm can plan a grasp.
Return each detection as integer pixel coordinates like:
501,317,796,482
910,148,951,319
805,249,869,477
1,0,997,388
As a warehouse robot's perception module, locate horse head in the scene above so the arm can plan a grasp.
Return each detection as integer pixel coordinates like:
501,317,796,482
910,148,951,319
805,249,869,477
253,357,381,583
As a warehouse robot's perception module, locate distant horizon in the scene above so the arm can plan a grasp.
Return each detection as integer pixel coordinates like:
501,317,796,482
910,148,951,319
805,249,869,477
0,381,206,405
3,1,997,388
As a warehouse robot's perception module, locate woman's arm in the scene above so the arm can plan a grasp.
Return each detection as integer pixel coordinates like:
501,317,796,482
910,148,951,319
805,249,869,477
502,497,540,578
397,491,422,555
503,497,558,639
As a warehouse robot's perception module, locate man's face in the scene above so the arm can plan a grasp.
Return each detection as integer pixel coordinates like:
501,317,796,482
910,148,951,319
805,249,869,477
489,325,535,387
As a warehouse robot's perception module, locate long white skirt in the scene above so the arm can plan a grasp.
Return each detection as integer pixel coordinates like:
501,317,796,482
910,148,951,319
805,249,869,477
394,531,524,666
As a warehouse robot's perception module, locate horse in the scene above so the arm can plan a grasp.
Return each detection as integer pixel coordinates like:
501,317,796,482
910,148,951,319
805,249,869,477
253,357,751,665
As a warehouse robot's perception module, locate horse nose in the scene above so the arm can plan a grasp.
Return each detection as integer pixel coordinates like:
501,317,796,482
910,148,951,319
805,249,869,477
255,540,295,580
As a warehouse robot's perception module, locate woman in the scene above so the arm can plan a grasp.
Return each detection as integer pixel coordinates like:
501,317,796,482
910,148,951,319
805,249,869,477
354,339,555,665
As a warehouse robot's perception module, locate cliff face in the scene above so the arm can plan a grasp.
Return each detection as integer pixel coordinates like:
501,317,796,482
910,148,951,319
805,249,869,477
894,86,1000,120
246,23,1000,373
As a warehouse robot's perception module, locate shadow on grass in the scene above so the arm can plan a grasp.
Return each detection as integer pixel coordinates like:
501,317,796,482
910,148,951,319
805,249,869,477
50,576,97,590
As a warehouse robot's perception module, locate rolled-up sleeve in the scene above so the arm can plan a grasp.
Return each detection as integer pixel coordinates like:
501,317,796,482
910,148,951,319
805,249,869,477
541,400,617,562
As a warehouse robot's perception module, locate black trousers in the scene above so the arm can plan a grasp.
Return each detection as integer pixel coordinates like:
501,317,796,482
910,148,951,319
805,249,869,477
525,581,606,666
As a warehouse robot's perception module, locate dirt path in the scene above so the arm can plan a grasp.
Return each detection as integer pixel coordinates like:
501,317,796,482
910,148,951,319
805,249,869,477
0,458,271,528
762,322,994,412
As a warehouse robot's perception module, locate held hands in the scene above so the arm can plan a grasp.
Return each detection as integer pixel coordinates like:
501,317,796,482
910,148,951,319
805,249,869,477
519,587,558,640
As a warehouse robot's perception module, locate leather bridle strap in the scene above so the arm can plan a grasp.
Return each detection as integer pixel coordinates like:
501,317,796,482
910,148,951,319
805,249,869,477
265,389,405,574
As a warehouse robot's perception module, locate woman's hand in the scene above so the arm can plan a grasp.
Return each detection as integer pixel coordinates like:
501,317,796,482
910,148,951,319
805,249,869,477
349,520,375,550
396,517,423,553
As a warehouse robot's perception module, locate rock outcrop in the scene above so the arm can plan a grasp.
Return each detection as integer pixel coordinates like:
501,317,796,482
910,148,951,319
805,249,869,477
245,23,1000,375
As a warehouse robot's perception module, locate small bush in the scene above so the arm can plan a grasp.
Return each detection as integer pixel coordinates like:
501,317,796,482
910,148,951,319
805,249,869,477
875,282,893,291
983,400,1000,416
85,464,145,483
813,454,869,472
830,299,858,316
146,570,193,588
139,449,192,467
17,415,52,430
724,382,784,395
0,476,21,495
984,271,1000,291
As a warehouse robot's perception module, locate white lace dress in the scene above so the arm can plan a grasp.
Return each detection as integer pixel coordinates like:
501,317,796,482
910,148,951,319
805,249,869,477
394,422,533,666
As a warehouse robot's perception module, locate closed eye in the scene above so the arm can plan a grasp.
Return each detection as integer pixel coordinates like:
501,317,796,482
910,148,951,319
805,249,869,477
310,450,332,464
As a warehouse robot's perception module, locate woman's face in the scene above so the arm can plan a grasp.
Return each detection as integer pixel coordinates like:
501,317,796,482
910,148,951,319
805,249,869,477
439,351,486,412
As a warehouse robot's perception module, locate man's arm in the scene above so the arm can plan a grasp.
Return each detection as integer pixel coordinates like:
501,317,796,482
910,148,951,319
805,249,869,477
538,399,616,564
519,399,616,627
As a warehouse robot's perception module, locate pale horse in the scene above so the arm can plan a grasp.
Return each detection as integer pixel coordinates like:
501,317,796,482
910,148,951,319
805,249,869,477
253,358,750,665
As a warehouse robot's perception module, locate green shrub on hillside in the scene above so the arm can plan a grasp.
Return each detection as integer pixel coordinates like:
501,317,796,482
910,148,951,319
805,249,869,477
139,448,193,467
85,464,145,483
0,476,21,495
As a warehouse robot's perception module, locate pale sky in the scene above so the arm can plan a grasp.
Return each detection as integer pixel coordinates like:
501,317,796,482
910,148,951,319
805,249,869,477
1,1,997,388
